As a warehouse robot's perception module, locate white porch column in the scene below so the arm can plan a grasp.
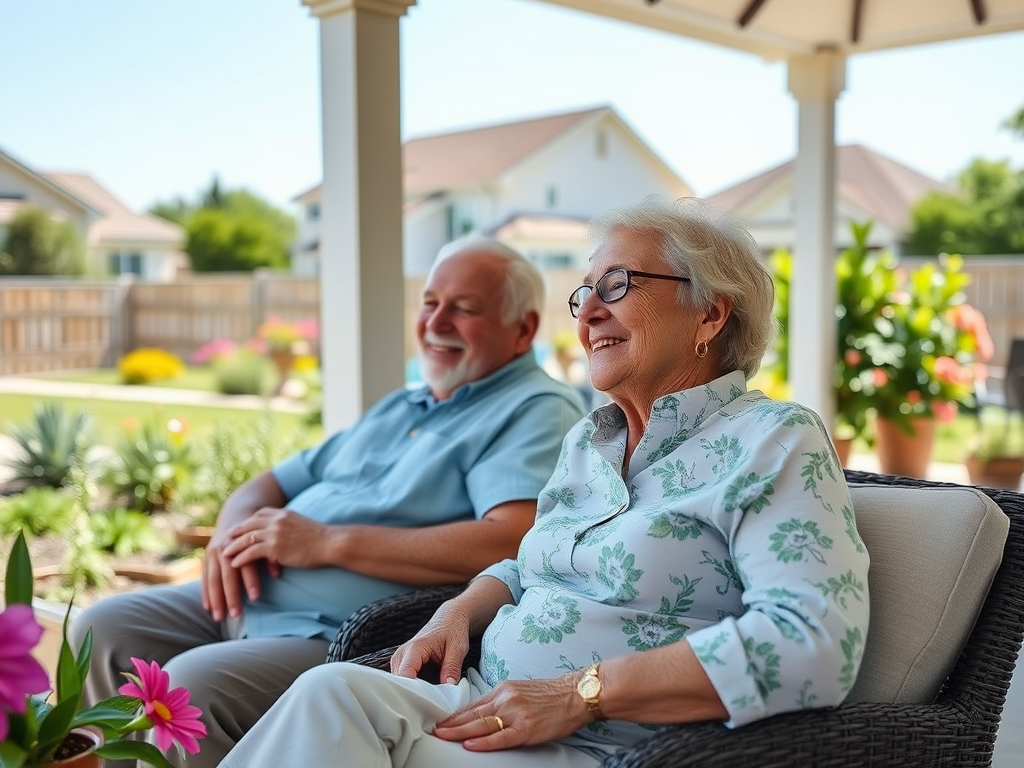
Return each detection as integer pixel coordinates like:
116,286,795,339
786,51,845,432
303,0,415,433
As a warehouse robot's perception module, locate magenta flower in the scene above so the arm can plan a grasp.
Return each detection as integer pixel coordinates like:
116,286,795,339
118,657,207,754
0,604,51,741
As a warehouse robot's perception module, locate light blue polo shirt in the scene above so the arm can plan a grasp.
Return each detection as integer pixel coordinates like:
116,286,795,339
242,351,586,639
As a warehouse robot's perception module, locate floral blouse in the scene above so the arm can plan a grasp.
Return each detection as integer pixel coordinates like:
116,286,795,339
477,371,870,751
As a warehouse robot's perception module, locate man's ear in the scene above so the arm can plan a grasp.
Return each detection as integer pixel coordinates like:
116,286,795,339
514,311,541,354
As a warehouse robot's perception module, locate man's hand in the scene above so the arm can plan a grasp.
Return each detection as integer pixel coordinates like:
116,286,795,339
199,472,288,622
222,508,333,571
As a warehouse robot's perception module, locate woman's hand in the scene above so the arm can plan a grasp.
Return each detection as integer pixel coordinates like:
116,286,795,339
433,675,590,751
390,600,473,683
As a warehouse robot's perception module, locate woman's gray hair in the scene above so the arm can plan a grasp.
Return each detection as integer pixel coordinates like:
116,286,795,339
434,235,545,325
586,196,777,379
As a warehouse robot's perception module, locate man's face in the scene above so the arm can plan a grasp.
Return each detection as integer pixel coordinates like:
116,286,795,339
416,249,534,400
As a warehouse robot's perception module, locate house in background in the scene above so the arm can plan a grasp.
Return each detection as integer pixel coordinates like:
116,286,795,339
707,144,951,256
291,105,692,276
0,145,186,280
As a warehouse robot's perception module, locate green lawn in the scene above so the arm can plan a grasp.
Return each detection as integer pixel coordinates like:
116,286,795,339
0,393,322,448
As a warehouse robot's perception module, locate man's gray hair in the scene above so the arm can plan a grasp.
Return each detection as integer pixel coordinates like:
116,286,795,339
434,235,545,325
586,196,777,379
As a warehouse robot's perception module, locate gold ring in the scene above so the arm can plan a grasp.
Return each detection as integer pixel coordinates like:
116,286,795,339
492,715,504,731
250,532,258,545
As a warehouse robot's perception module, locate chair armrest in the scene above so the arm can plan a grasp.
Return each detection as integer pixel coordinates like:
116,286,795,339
601,701,988,768
326,583,468,663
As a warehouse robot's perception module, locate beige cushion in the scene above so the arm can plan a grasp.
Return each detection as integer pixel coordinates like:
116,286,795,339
846,483,1009,704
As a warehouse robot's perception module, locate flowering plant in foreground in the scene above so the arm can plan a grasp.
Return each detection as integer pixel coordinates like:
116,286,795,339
0,532,206,767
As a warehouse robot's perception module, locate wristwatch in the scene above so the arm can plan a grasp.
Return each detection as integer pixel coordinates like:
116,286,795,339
576,663,605,721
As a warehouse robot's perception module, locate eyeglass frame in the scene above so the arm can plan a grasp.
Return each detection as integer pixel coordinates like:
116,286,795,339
567,268,691,318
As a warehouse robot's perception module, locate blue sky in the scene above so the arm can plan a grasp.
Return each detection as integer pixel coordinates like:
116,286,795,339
1,0,1022,213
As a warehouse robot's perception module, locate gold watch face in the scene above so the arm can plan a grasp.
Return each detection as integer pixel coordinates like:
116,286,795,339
578,674,601,700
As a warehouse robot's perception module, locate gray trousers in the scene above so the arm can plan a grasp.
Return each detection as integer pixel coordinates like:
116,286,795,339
69,581,330,768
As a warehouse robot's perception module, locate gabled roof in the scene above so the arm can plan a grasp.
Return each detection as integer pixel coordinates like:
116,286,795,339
707,144,952,231
403,106,607,194
292,105,688,200
0,145,99,217
43,172,183,245
484,211,590,241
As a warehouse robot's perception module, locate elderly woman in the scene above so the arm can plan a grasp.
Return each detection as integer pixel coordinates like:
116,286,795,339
220,197,869,768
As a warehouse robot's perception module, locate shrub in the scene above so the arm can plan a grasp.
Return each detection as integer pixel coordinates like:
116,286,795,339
2,402,95,488
119,347,185,385
101,419,198,512
213,348,271,395
176,412,307,524
89,507,168,558
0,486,76,537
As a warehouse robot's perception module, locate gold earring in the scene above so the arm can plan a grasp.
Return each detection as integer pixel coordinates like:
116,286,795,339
695,339,709,359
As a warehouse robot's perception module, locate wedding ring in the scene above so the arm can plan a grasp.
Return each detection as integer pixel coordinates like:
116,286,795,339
491,715,505,731
250,532,258,545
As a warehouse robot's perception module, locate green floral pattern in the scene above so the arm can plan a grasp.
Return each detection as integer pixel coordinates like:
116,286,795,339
479,371,871,746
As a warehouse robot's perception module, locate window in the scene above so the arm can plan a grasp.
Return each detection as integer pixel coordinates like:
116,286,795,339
546,186,558,209
307,202,320,221
529,251,575,270
595,128,608,159
444,201,474,241
109,252,142,276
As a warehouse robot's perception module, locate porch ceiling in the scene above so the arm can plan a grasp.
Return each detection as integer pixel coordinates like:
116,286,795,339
533,0,1024,60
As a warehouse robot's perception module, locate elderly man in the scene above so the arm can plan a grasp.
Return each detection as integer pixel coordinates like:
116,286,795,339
71,236,586,768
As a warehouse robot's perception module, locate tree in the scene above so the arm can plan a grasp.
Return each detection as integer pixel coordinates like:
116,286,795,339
0,206,86,276
149,179,295,272
907,158,1024,256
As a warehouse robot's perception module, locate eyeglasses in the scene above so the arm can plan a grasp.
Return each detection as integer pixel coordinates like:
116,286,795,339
567,268,690,318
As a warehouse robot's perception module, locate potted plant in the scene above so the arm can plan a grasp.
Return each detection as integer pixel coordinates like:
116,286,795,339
768,222,994,477
252,316,319,395
0,532,207,767
768,221,899,462
965,408,1024,490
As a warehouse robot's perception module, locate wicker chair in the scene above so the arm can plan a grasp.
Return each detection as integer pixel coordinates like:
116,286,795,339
326,470,1024,767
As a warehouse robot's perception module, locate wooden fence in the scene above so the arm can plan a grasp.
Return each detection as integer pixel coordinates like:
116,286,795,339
1,260,1022,378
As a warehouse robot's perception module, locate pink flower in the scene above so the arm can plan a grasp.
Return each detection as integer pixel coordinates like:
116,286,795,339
871,368,889,388
0,605,51,741
119,658,207,754
906,390,922,405
933,356,972,385
844,349,862,366
932,400,959,423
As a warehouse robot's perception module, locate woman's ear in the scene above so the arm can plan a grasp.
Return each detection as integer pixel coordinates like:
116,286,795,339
703,296,733,339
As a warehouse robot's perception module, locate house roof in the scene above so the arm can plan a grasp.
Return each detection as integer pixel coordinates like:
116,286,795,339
43,172,184,245
293,105,686,200
707,144,952,232
485,212,590,242
403,106,607,194
0,145,99,217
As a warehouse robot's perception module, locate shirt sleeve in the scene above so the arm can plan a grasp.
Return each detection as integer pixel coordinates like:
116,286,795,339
476,558,525,602
271,429,349,501
686,408,871,727
464,392,585,516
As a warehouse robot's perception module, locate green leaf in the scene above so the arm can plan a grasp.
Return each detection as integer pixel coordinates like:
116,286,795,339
3,531,33,606
96,739,176,768
0,740,28,768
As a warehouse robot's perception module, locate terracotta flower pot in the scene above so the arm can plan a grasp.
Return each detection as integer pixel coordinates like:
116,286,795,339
831,436,853,467
965,455,1024,490
874,415,936,479
45,727,104,768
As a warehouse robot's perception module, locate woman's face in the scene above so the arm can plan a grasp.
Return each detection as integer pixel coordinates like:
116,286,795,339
576,227,705,407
